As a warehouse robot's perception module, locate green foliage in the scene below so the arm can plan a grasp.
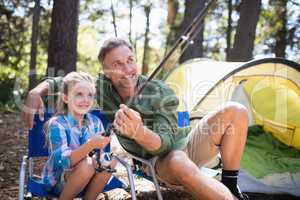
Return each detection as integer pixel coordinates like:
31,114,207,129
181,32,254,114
0,1,30,106
255,0,300,58
77,26,102,76
0,69,16,103
0,0,50,107
77,1,114,76
0,68,26,108
0,1,30,69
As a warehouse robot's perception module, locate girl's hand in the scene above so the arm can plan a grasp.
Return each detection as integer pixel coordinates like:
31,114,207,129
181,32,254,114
90,135,111,149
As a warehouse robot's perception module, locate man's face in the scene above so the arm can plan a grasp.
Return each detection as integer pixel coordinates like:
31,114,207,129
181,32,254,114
103,45,138,90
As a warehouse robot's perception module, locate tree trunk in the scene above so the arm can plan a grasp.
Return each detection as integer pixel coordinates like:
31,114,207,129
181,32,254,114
29,0,41,90
228,0,261,62
128,0,133,43
47,0,79,76
142,4,151,75
164,0,179,56
274,0,287,58
111,0,118,37
178,0,206,64
225,0,232,61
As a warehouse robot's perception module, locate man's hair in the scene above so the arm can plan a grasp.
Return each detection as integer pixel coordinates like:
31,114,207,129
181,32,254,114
98,38,133,66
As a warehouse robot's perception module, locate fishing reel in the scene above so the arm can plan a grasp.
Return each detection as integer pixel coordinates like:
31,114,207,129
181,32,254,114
89,149,116,173
88,128,117,173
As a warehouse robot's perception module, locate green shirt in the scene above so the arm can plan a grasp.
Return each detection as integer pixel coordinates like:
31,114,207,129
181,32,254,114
47,74,190,158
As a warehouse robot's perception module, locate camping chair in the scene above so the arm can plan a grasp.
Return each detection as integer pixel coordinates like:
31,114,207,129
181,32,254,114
18,110,128,200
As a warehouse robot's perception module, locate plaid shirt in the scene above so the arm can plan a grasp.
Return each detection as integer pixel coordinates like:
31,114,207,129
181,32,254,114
42,113,104,189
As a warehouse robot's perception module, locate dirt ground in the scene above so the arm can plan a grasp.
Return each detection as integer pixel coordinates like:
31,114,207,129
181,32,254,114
0,110,299,200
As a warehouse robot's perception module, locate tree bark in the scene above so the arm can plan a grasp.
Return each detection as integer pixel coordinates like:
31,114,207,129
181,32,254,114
178,0,206,64
225,0,232,61
228,0,261,62
142,4,151,75
111,0,118,37
29,0,41,90
274,0,287,58
47,0,79,76
164,0,179,56
128,0,133,43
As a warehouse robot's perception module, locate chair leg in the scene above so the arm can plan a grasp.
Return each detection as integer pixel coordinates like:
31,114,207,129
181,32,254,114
112,155,137,200
148,161,163,200
131,156,164,200
19,155,28,200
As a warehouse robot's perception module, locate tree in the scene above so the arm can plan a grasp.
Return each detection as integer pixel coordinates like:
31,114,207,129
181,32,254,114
225,0,233,60
256,0,299,60
110,0,118,37
47,0,80,76
128,0,133,43
178,0,206,63
141,3,152,75
273,0,288,58
228,0,262,61
29,0,41,90
164,0,179,56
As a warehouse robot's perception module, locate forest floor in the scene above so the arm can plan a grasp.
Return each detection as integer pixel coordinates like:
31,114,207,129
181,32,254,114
0,110,299,200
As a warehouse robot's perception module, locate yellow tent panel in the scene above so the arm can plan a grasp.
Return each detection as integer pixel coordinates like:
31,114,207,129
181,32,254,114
164,58,300,149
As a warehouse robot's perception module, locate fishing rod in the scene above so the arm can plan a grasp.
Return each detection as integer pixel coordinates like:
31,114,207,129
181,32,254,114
107,0,217,135
89,0,218,167
134,0,217,98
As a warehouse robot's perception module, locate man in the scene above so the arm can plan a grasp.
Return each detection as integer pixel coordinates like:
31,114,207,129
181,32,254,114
22,38,249,200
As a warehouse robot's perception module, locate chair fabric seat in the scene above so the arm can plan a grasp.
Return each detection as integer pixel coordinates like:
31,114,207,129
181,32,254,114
27,175,124,197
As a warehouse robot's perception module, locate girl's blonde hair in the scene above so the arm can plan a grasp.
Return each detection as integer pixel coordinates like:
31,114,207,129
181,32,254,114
56,71,95,115
44,71,95,145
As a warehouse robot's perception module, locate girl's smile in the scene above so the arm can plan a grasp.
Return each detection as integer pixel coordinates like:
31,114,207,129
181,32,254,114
62,81,95,125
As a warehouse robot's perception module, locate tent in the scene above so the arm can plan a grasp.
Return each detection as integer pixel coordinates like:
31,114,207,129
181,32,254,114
163,57,300,196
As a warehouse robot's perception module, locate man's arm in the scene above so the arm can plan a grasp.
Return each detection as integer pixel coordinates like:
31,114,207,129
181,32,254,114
113,104,162,152
22,81,49,129
134,126,162,152
22,77,62,129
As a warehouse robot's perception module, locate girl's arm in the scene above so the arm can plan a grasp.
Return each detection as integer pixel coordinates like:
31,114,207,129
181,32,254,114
69,115,110,166
69,135,110,167
48,121,73,170
48,120,110,169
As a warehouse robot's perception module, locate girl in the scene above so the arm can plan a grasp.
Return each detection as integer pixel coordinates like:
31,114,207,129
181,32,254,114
42,72,115,200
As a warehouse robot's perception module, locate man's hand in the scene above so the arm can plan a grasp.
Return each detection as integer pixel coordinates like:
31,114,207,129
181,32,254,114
21,90,45,129
113,104,144,140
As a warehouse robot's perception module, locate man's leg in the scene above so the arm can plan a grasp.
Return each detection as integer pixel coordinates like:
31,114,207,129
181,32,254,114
156,150,236,200
205,101,248,169
155,101,248,200
155,102,247,199
199,101,249,198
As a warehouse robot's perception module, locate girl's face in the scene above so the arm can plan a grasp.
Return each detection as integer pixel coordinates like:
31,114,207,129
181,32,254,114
63,81,95,116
